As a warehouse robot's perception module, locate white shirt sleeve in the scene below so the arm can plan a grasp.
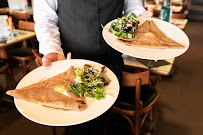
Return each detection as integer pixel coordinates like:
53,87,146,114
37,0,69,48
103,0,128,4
33,0,64,56
124,0,146,16
34,0,145,56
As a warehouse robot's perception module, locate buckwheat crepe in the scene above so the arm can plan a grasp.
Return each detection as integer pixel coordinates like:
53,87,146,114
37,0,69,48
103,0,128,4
6,66,87,111
118,20,185,49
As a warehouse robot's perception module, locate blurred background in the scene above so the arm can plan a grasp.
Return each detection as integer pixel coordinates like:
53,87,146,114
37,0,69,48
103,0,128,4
0,0,203,135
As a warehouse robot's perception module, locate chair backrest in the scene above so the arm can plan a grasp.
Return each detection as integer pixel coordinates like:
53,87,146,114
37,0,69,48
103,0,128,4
172,13,186,19
121,71,150,87
18,20,35,31
0,9,8,15
32,49,42,67
10,12,30,21
18,20,35,48
121,71,150,114
10,12,30,28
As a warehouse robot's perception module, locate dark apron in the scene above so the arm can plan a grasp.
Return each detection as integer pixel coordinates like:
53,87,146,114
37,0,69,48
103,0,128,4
57,0,124,82
57,0,124,134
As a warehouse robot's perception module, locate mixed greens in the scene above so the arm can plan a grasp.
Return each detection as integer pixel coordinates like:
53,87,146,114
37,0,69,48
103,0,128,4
109,13,139,38
67,64,111,100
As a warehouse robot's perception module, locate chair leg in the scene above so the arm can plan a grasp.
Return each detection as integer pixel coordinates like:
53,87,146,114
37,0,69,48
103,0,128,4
4,70,13,90
104,115,112,135
141,112,150,128
152,104,157,131
135,113,140,135
52,126,56,135
122,114,135,133
21,60,27,76
35,59,41,67
7,67,16,89
26,59,34,73
0,83,3,95
149,109,153,123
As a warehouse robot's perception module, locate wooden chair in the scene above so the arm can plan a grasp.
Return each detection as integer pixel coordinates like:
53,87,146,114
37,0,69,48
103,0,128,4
0,59,16,109
8,20,39,75
172,0,188,13
18,20,35,31
9,12,30,21
9,12,30,28
0,59,15,89
172,13,186,19
106,71,160,135
0,9,8,15
153,8,161,17
32,49,43,67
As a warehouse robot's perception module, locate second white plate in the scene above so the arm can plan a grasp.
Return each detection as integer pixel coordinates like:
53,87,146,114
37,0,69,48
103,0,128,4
102,17,190,60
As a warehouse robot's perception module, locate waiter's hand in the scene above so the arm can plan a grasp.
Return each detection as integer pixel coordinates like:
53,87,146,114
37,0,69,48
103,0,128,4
140,11,153,18
42,52,71,67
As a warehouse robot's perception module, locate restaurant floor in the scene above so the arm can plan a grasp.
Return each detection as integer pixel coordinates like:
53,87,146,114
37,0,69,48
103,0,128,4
0,21,203,135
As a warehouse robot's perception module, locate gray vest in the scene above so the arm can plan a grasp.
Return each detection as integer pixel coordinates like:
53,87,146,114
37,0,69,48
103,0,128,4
57,0,124,58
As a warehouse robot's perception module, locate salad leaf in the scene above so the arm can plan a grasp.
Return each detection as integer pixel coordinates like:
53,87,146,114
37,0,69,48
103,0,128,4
109,13,139,38
67,64,111,100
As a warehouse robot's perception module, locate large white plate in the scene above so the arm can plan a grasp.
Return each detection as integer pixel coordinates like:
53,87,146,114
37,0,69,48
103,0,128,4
14,59,119,126
102,17,190,60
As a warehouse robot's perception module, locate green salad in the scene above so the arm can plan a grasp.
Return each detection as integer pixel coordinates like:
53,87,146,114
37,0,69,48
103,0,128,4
109,13,139,38
67,64,111,100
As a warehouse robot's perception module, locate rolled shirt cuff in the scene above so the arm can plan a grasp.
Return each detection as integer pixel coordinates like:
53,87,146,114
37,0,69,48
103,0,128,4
39,43,64,56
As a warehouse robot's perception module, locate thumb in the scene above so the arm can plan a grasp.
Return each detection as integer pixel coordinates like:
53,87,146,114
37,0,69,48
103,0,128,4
67,52,72,60
42,57,52,67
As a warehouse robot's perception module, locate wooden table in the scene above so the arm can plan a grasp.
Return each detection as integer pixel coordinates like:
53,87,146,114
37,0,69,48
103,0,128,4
123,54,175,76
170,18,188,30
0,7,33,15
0,29,36,59
12,7,33,15
0,7,9,14
145,4,183,13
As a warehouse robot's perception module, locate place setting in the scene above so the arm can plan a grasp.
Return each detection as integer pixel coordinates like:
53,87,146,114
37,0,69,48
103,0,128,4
7,59,120,126
102,13,190,61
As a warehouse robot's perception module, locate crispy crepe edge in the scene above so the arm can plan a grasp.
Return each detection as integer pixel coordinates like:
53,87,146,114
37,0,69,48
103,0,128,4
118,34,185,49
6,66,87,111
117,20,185,49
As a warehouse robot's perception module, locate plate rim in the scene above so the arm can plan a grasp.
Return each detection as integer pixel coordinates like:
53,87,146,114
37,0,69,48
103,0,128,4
102,17,190,60
14,59,120,126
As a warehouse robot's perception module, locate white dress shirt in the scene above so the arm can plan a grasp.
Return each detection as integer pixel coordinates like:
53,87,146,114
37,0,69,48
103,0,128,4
34,0,146,56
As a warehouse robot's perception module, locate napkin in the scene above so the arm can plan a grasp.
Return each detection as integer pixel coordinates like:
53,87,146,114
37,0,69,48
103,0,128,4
7,0,27,11
0,15,10,39
136,58,171,68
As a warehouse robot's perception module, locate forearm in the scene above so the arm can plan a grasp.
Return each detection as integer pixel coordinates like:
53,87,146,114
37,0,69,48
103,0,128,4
124,0,146,16
33,0,63,56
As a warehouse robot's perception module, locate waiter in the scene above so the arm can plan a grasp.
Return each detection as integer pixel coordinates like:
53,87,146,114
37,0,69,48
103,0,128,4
34,0,152,134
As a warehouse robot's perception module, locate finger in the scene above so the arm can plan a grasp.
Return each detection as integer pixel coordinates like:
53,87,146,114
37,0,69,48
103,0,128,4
145,11,153,18
140,12,147,17
67,52,72,60
57,55,66,61
42,57,52,67
146,11,153,18
140,11,153,18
